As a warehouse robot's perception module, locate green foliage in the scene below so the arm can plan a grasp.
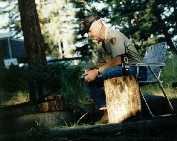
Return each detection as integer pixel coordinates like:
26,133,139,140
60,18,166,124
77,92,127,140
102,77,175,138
161,54,177,86
0,65,28,92
0,63,88,106
0,0,22,38
72,0,177,55
30,63,87,106
59,64,88,106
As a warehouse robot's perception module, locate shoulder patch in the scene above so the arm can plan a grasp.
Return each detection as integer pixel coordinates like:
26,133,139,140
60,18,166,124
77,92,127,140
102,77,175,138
110,37,116,45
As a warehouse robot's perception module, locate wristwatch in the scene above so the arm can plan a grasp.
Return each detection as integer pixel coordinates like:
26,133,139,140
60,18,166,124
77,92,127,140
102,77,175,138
97,68,101,75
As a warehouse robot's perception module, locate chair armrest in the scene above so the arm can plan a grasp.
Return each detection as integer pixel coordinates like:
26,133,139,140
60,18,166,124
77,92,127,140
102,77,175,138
136,63,165,67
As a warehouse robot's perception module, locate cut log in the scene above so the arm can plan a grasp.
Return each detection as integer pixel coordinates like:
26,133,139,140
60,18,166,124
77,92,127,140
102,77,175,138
104,75,141,123
1,114,177,141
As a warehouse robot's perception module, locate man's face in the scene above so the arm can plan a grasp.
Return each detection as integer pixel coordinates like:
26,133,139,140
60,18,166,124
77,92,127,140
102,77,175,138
88,20,104,42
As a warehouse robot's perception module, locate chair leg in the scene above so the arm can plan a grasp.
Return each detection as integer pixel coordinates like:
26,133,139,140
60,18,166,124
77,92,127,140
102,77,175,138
148,66,175,114
139,88,154,117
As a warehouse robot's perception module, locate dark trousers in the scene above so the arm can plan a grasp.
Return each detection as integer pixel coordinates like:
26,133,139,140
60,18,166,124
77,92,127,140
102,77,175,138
85,79,106,110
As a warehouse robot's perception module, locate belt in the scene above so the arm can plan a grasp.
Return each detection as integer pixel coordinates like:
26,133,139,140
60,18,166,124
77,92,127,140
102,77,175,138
121,55,129,75
121,55,129,64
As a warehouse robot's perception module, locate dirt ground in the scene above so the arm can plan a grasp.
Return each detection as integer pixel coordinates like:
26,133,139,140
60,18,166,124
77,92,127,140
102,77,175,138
1,114,177,141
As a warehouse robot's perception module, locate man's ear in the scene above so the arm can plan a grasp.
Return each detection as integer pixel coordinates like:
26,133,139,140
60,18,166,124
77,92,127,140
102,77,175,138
99,19,104,27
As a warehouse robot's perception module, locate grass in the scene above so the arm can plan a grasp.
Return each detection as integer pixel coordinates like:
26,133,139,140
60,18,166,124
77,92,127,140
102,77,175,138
1,85,175,107
141,84,177,99
0,90,29,106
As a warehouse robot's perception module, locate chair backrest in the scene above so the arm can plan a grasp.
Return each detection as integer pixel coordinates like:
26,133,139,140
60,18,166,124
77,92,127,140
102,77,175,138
143,42,167,64
139,42,168,84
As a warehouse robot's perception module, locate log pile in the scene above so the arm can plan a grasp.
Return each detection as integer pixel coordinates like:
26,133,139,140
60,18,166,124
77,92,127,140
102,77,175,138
38,95,64,112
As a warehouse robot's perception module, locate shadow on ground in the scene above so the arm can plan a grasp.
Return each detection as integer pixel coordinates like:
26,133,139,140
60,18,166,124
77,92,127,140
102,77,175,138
0,93,177,141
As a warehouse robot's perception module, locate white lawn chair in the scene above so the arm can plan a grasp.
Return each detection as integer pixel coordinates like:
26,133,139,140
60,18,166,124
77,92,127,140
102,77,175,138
136,42,174,116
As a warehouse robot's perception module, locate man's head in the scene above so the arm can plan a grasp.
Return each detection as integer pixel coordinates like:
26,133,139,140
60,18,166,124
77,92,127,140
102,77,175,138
80,16,106,42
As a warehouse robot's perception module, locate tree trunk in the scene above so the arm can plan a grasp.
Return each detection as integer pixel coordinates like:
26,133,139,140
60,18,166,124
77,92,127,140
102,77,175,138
172,0,177,33
18,0,46,65
154,0,177,55
0,47,4,67
18,0,47,103
104,75,141,123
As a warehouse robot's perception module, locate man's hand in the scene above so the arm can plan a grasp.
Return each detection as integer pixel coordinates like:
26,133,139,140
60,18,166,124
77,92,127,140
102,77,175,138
84,69,99,82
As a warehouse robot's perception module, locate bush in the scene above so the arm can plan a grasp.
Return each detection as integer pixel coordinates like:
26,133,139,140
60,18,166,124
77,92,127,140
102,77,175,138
0,65,28,93
161,53,177,87
0,63,89,107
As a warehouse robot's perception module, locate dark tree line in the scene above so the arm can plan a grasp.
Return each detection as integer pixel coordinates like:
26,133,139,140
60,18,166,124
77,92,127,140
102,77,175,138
72,0,177,55
1,0,177,103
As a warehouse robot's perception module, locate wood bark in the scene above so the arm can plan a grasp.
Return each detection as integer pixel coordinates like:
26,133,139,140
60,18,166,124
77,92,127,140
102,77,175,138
18,0,46,65
0,47,4,67
18,0,47,102
104,75,141,123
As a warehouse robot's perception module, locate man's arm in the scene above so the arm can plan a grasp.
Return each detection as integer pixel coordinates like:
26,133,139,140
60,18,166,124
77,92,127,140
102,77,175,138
98,56,122,74
84,56,122,82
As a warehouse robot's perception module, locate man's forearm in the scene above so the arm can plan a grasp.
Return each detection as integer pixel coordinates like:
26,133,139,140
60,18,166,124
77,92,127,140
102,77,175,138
98,56,122,73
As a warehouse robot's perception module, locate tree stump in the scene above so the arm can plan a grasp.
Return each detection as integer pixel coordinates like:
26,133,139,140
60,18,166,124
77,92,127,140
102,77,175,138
104,75,141,123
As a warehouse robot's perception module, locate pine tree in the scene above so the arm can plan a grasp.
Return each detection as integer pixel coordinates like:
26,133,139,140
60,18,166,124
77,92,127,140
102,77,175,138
0,0,22,38
71,0,109,60
105,0,177,55
18,0,46,65
36,0,77,58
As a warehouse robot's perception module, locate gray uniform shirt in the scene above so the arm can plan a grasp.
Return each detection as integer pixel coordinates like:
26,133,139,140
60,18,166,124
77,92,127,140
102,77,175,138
96,27,141,66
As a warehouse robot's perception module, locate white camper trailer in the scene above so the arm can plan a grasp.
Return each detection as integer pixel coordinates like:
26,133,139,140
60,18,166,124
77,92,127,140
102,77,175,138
0,33,25,68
